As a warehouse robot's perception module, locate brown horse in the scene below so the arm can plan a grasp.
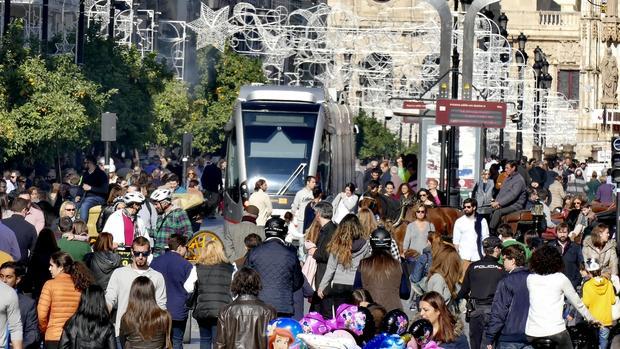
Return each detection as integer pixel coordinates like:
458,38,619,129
391,205,462,252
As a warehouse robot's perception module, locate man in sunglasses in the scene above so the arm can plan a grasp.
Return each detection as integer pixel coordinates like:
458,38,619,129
106,236,167,342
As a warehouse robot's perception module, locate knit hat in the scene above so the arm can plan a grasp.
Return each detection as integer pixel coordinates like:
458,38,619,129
585,258,601,272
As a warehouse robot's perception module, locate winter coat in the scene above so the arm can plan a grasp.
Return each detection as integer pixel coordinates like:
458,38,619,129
582,236,618,276
548,180,566,211
472,180,494,212
58,317,116,349
84,251,121,290
222,220,264,261
215,295,276,349
495,173,527,211
583,276,616,326
37,273,82,341
566,175,587,197
586,179,601,202
355,253,409,311
596,183,615,205
437,318,470,349
245,237,303,315
193,263,234,321
485,267,530,344
248,189,272,227
548,239,583,289
313,222,337,287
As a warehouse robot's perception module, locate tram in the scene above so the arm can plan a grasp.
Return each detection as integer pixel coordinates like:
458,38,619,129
223,85,356,223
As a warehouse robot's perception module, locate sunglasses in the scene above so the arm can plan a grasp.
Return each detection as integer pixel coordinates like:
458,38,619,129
419,194,427,197
65,208,76,211
416,210,426,214
132,251,151,258
574,202,582,205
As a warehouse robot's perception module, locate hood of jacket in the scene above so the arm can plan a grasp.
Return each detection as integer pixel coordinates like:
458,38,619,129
589,276,613,295
351,239,369,255
92,251,121,274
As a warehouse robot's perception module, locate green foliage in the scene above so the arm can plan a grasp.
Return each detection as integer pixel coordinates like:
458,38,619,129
189,45,267,153
152,79,192,147
355,111,405,160
0,21,110,161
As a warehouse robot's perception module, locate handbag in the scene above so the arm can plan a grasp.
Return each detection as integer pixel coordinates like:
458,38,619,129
612,295,620,321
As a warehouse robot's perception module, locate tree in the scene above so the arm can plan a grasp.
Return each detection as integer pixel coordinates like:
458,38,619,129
152,79,192,148
189,45,266,153
355,111,404,160
0,21,110,162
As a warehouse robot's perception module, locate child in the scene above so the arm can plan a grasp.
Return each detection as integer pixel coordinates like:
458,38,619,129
583,258,616,349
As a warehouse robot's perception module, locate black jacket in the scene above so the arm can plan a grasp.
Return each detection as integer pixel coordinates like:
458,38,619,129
312,221,337,288
1,215,37,263
548,239,584,289
215,295,276,349
485,267,530,344
59,317,116,349
84,251,121,290
80,167,109,200
245,237,303,315
457,255,505,305
193,263,234,321
19,293,40,348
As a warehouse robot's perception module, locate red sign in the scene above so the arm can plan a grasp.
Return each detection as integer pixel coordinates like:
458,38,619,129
402,100,427,109
435,99,507,128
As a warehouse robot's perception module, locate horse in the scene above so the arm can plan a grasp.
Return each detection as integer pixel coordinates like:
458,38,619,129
391,204,462,251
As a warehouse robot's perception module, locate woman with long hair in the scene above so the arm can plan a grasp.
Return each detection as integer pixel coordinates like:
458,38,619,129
332,183,359,224
120,276,172,348
354,228,409,311
22,228,61,298
357,207,378,240
58,285,116,349
402,203,436,256
417,188,436,208
248,179,272,227
419,291,469,348
582,223,618,278
525,245,595,348
317,214,371,313
397,183,414,205
193,239,235,349
426,243,462,304
38,251,93,349
84,232,121,289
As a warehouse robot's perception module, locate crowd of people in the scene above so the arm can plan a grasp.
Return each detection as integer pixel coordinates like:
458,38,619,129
0,152,617,349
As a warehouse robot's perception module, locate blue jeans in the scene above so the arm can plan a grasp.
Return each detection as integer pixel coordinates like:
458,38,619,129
78,195,105,222
497,342,532,349
171,319,187,349
198,318,218,349
599,326,610,349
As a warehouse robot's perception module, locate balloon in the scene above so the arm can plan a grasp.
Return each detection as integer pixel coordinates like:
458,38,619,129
332,304,367,336
298,333,360,349
363,333,405,349
407,319,433,347
268,317,304,348
300,312,330,335
381,309,409,335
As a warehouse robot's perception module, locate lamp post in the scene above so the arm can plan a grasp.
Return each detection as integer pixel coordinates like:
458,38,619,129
533,46,543,148
497,12,509,159
514,32,528,161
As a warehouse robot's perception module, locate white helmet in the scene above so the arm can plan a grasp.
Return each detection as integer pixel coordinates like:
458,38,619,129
150,188,172,202
123,192,145,205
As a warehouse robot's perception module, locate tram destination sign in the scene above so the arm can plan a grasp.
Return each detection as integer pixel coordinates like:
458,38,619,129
435,99,507,128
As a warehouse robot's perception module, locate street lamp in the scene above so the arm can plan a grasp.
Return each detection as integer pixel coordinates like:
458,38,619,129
498,12,508,31
515,32,528,161
533,46,545,148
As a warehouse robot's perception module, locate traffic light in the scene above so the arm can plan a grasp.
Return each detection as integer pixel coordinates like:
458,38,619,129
612,136,620,183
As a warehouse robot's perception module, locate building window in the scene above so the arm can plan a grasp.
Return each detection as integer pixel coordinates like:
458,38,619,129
557,70,579,105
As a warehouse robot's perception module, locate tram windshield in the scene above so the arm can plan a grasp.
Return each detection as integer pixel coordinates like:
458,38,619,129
242,104,318,195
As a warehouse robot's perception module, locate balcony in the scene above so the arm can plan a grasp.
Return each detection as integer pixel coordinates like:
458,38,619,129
504,10,580,39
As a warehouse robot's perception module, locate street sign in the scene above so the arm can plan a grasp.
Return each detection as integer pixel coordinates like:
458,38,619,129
403,100,427,109
435,99,507,128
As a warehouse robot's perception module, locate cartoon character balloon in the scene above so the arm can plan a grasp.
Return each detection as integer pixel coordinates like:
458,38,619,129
299,312,330,335
407,319,433,347
326,304,366,336
268,318,304,349
381,309,409,336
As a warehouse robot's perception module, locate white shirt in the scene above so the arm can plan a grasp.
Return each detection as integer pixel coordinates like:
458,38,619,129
526,273,593,337
332,193,358,224
452,214,489,262
290,187,313,237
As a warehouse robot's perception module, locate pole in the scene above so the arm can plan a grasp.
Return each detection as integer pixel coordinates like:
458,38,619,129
516,64,524,161
2,0,9,34
440,126,447,192
447,46,460,206
108,0,114,39
76,0,85,64
104,141,110,175
41,0,49,53
534,76,540,147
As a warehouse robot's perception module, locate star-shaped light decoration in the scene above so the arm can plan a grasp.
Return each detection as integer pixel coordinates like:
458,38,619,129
186,4,232,51
55,36,75,55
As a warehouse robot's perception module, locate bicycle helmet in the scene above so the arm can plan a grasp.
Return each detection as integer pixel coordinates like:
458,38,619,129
370,227,392,250
264,217,288,239
123,192,145,205
150,188,172,202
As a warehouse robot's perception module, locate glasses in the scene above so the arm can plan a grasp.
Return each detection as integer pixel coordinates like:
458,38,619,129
65,208,76,212
419,194,427,197
132,251,151,258
416,210,426,214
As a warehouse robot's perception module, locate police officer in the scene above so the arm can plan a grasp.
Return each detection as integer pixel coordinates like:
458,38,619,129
245,217,303,317
456,236,505,349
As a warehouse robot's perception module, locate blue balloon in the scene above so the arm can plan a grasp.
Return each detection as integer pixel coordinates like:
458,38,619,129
267,317,304,342
363,332,405,349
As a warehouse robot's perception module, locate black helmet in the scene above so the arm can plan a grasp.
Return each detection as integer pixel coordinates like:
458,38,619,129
265,217,288,239
370,227,391,250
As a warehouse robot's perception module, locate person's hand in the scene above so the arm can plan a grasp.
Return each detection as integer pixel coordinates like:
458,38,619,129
75,196,81,203
82,183,91,191
308,247,316,256
62,233,75,241
487,345,493,349
566,314,574,321
491,201,500,209
317,290,325,299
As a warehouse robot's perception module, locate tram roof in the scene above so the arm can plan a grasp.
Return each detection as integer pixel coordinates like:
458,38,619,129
238,85,325,104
